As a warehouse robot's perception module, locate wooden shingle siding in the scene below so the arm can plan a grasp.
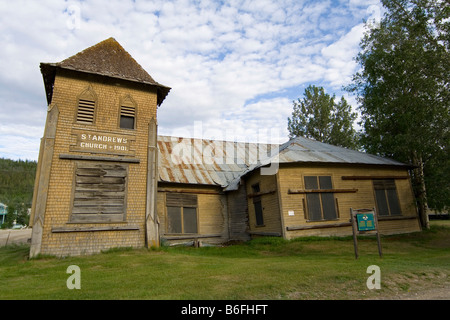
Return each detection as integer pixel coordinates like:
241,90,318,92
277,164,421,239
227,187,251,241
245,173,282,237
158,184,228,245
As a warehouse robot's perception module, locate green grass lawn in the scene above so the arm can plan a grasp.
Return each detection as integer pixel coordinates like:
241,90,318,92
0,222,449,300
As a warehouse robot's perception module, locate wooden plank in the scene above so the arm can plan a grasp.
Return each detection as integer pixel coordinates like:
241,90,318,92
76,176,125,185
288,188,358,194
52,225,139,233
341,175,408,180
60,153,140,163
74,191,125,199
74,184,125,192
286,222,351,231
247,189,276,199
162,234,222,240
248,231,282,237
158,188,223,195
73,199,124,206
69,214,125,223
29,105,59,258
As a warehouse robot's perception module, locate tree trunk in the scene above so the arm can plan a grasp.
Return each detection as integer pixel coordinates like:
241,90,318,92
413,155,429,230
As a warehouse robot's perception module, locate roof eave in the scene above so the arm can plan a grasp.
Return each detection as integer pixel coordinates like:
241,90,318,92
40,62,171,106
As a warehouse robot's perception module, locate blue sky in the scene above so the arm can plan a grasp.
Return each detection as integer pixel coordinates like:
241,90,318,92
0,0,382,160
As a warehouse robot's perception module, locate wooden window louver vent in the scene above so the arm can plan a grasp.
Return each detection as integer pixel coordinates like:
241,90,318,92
77,99,96,124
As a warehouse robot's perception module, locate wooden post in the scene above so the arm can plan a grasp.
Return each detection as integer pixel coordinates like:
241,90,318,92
29,105,59,258
145,118,159,247
373,209,383,258
350,208,359,259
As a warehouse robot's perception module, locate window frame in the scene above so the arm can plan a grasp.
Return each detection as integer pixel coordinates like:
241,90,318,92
165,193,199,234
119,96,137,130
372,179,402,217
304,175,338,222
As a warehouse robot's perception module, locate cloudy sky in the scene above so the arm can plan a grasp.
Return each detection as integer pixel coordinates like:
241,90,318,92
0,0,382,161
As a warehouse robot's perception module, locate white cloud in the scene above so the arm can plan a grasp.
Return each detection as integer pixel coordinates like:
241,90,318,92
0,0,381,160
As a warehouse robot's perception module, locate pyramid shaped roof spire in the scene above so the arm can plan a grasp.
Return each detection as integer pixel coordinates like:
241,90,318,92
40,37,170,106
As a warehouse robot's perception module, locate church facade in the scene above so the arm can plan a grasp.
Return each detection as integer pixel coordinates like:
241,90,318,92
29,38,421,257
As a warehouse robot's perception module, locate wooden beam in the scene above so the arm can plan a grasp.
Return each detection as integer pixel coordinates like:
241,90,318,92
162,234,222,240
52,225,139,233
286,222,352,231
146,118,159,248
248,231,282,237
288,188,358,194
29,105,59,258
59,154,140,163
341,175,408,180
247,189,276,198
158,188,224,195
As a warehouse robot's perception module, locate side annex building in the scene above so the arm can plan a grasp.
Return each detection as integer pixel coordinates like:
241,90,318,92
29,38,421,257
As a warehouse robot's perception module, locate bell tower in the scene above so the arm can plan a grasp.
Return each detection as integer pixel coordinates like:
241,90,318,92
29,38,170,257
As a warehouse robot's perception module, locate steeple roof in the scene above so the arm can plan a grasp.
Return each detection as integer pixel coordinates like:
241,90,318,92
40,37,170,106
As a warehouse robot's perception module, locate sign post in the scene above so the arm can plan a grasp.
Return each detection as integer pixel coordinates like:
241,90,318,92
350,208,382,259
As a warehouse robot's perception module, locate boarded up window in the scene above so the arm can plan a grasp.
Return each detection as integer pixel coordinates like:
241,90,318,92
304,176,337,221
71,163,127,223
166,193,198,234
373,180,401,216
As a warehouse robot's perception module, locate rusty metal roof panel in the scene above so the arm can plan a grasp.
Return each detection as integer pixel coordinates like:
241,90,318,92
157,136,273,187
158,135,409,190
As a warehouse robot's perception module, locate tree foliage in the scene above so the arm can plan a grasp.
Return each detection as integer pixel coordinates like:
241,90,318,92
347,0,449,227
0,158,37,228
287,85,359,149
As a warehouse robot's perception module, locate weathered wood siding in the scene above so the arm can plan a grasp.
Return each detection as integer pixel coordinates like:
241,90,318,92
245,171,283,237
33,71,158,256
227,186,251,241
277,164,421,239
157,183,228,245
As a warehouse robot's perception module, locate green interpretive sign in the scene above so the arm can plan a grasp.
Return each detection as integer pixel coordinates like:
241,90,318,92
356,213,376,231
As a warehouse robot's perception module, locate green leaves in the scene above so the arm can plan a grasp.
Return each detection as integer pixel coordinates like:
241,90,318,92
347,0,450,220
287,85,359,149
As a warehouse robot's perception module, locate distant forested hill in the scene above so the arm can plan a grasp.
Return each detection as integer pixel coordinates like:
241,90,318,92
0,158,37,227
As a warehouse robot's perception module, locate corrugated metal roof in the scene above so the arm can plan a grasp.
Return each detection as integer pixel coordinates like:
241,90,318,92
157,135,409,190
157,136,276,187
277,137,406,166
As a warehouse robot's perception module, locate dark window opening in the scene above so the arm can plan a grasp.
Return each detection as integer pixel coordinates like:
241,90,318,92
120,105,135,129
166,194,198,234
304,176,337,221
373,179,401,216
251,183,264,226
120,115,135,129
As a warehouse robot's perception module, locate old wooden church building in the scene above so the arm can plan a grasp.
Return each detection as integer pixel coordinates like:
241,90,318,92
29,38,421,257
